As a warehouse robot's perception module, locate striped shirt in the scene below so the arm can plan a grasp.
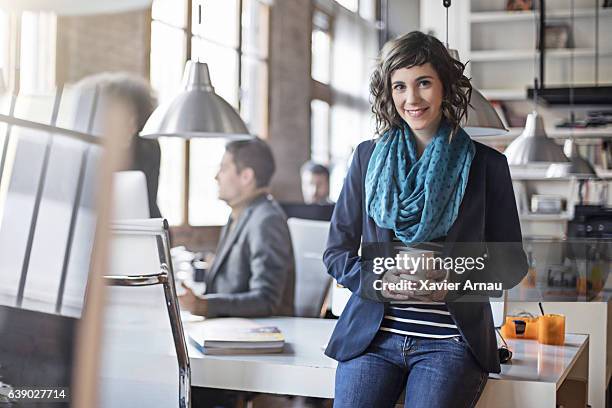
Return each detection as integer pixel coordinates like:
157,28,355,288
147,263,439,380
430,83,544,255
382,237,459,338
379,302,461,338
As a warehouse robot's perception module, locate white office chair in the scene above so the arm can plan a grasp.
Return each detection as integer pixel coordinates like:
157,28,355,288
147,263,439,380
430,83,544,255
97,172,190,408
287,218,332,318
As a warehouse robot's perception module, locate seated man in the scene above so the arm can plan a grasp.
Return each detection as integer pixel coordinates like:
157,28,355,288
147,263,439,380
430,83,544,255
300,161,333,205
179,138,295,318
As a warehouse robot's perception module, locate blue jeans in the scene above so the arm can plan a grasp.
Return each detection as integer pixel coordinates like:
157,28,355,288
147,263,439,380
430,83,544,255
334,331,488,408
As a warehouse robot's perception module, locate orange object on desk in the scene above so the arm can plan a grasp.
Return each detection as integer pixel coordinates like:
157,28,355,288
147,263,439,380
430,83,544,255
538,314,565,345
501,316,539,339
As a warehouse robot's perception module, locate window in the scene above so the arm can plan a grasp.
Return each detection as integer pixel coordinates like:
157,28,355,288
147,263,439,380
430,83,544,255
0,9,8,90
310,3,377,200
333,0,377,20
20,12,56,95
150,0,270,226
310,99,330,164
334,0,358,13
0,11,56,95
311,10,331,84
310,8,332,167
150,0,188,226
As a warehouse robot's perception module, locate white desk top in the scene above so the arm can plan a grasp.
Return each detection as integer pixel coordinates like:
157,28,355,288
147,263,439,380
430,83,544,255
185,317,337,397
185,317,589,397
493,335,588,389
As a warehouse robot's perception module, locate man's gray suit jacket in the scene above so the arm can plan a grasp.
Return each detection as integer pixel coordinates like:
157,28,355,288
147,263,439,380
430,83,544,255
203,194,295,317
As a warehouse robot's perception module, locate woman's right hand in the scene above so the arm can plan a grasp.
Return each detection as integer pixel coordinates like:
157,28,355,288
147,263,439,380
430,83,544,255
381,267,433,301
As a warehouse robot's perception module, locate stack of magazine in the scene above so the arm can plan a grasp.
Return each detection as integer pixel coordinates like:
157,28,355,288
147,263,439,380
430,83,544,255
188,318,285,355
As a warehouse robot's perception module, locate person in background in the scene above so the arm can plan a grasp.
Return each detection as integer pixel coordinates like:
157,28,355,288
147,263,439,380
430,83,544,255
178,137,295,318
77,72,161,218
301,161,333,205
179,138,295,408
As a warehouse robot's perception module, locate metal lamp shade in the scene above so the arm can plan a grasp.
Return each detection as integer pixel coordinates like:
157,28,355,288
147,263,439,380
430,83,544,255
565,139,596,175
504,111,569,165
447,49,508,137
140,61,250,140
463,89,508,136
546,138,597,178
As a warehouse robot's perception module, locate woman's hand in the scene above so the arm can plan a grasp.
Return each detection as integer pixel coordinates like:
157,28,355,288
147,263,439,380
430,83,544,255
381,267,433,301
380,267,448,302
421,269,449,302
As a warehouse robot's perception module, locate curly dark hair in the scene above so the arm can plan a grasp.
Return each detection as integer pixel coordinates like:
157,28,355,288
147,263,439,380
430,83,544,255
370,31,472,139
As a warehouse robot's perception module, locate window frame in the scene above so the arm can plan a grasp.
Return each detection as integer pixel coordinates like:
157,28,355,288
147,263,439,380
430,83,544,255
151,0,270,227
310,6,333,165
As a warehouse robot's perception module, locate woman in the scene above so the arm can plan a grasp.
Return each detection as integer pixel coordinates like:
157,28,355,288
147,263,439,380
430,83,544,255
76,72,162,218
323,31,528,408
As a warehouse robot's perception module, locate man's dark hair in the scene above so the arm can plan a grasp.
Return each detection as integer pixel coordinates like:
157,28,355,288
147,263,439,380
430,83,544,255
300,161,330,179
225,138,276,188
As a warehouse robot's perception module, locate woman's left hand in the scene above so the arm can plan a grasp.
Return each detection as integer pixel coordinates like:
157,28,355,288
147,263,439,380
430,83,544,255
408,268,448,302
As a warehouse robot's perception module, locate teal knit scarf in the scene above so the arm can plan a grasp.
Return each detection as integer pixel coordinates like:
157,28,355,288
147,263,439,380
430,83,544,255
365,120,475,245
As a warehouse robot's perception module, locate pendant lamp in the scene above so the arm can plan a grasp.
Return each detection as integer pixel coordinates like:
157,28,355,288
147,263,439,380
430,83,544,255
504,111,568,165
504,1,568,166
140,60,250,140
442,2,508,136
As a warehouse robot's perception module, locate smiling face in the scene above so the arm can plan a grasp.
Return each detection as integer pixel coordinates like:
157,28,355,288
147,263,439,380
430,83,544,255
390,63,444,140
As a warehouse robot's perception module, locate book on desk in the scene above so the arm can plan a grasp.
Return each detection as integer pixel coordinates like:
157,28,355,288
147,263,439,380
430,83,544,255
188,318,285,355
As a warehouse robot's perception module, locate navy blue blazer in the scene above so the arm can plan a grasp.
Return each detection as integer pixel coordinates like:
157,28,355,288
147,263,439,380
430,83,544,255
323,138,528,373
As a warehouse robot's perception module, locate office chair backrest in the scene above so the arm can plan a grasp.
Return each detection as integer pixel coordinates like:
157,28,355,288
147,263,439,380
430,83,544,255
112,171,150,219
98,176,180,407
288,218,332,318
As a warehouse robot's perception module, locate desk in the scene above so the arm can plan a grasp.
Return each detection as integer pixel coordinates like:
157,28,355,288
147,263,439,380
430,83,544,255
185,317,589,408
507,301,610,408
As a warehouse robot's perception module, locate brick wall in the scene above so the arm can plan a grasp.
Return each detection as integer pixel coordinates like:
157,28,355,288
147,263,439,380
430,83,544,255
55,9,150,85
268,0,312,203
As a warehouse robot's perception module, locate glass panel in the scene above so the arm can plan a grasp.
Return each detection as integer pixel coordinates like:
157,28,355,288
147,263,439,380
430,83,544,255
311,99,330,164
150,22,187,225
151,21,187,105
13,93,56,123
191,36,239,107
188,139,230,226
20,136,88,315
152,0,188,28
0,9,8,86
158,137,185,226
0,90,106,401
192,0,239,48
311,28,331,84
20,11,56,95
241,0,269,59
240,56,268,137
359,0,377,21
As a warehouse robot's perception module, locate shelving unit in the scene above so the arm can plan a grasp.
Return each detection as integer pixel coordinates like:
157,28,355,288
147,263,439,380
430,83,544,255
471,125,612,145
470,48,612,62
519,212,571,221
466,1,612,99
420,0,612,243
470,7,612,23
